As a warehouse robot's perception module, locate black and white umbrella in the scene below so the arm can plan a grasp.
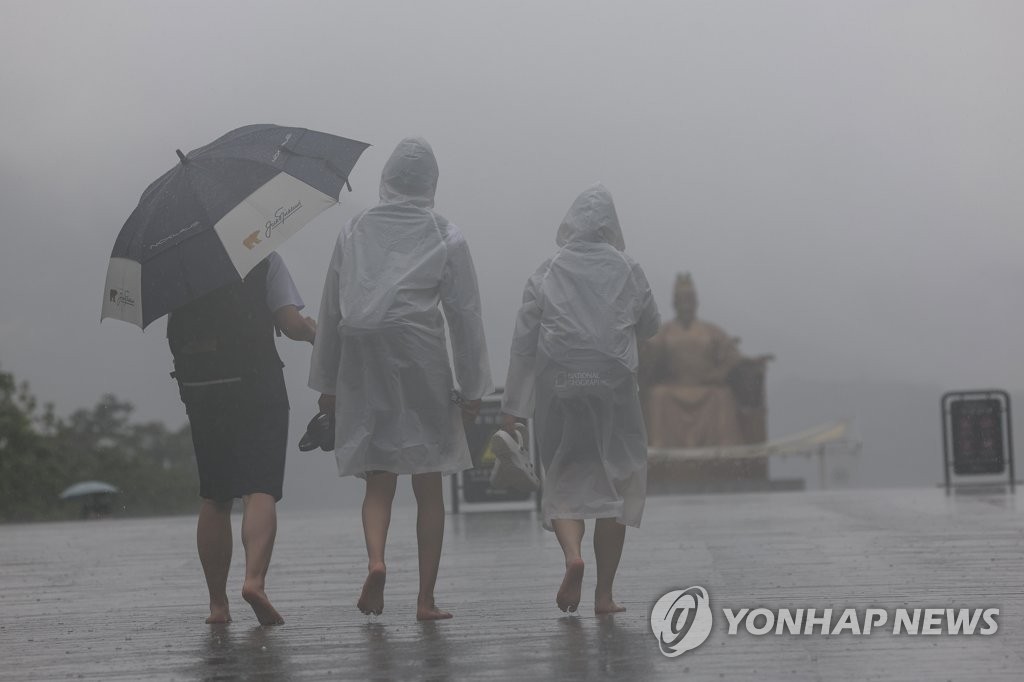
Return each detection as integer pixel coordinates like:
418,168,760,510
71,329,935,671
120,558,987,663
101,124,369,328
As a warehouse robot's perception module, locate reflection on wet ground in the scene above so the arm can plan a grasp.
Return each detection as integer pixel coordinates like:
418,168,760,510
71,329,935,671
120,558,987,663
195,626,293,681
4,489,1024,680
188,611,654,682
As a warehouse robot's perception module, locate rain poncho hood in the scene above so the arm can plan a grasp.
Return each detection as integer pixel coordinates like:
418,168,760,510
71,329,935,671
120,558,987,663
309,138,491,477
500,185,660,528
379,137,438,208
556,183,625,250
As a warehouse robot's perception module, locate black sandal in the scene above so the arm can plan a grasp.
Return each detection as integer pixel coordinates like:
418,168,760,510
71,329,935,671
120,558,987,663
298,411,335,452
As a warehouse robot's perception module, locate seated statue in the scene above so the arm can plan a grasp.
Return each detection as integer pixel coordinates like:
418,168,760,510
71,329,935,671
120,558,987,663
640,273,772,486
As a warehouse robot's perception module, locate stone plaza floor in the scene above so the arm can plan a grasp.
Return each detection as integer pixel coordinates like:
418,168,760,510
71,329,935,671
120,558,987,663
2,488,1023,680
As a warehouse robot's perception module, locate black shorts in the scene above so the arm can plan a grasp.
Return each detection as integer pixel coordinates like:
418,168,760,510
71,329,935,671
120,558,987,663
178,370,289,502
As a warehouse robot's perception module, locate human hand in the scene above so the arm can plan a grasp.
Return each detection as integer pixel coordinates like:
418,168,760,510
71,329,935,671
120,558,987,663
501,413,523,436
460,398,481,427
318,393,336,416
273,305,317,344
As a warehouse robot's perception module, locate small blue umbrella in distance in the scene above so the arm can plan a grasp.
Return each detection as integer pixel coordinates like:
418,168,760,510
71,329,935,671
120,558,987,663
59,481,120,499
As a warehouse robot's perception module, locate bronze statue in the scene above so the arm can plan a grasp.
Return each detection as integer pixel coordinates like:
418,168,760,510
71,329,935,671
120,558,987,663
640,274,773,486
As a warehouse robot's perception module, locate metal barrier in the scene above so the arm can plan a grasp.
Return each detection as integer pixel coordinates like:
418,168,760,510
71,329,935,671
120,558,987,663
647,421,861,490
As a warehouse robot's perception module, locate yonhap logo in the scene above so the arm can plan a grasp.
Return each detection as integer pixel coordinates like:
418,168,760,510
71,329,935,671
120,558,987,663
650,586,999,660
651,586,714,657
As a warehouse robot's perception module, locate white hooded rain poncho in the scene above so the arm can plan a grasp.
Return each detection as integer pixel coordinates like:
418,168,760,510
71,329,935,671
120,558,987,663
501,184,660,527
309,138,492,477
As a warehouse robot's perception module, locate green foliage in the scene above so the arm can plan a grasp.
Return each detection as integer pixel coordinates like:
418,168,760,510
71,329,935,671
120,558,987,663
0,365,198,522
0,370,62,520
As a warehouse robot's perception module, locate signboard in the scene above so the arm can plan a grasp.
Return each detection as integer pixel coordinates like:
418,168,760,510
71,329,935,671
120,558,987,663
460,396,533,504
941,390,1014,493
950,398,1005,475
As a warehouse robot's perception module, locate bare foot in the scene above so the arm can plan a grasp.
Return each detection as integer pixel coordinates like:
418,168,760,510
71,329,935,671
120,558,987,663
557,558,585,613
242,582,284,626
206,598,232,624
357,563,387,616
594,595,627,615
416,600,453,621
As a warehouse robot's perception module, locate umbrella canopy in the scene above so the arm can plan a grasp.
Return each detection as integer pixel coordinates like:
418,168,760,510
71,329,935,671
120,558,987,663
101,124,369,328
59,480,120,499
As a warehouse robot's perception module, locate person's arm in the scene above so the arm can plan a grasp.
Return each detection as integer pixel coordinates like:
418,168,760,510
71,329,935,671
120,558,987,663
309,234,345,399
274,304,316,343
629,259,663,391
631,260,662,341
439,226,493,412
638,330,666,391
265,252,315,343
500,267,545,431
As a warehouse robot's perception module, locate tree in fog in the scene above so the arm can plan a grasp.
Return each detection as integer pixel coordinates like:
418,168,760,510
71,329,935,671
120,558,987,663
0,365,198,521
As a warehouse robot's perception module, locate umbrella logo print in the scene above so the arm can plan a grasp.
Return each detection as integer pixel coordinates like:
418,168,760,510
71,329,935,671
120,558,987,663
242,202,303,250
108,288,136,309
270,133,293,163
265,201,303,237
650,586,714,657
148,221,200,251
243,231,263,250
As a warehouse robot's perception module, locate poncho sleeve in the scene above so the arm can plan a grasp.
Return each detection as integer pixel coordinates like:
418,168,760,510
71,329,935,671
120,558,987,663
501,264,547,419
308,230,346,394
439,224,493,400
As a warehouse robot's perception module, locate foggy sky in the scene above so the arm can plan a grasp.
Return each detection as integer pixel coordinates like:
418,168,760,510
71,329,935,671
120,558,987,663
2,1,1022,500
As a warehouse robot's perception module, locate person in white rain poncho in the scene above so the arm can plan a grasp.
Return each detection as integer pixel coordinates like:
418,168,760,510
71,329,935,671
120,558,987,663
309,138,492,621
499,184,660,615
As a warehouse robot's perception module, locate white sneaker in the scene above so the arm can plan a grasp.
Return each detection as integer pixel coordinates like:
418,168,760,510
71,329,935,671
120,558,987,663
489,424,540,493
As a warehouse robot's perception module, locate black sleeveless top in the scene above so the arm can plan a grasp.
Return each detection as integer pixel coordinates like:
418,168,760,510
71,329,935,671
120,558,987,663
167,259,284,391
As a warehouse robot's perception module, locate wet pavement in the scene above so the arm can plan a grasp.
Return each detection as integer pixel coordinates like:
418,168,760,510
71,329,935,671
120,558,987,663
3,488,1024,681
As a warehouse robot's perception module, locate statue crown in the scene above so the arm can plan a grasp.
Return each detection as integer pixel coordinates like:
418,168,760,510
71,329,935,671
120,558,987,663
674,273,695,293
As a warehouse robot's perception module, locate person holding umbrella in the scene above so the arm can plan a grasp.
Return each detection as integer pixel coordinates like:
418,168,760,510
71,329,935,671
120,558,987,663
169,253,315,625
103,125,369,625
309,137,492,621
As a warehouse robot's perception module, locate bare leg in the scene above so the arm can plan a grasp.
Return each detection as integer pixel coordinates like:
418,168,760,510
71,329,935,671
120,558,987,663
552,518,586,613
240,493,284,625
198,499,234,623
412,472,452,621
593,518,627,614
358,472,397,615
